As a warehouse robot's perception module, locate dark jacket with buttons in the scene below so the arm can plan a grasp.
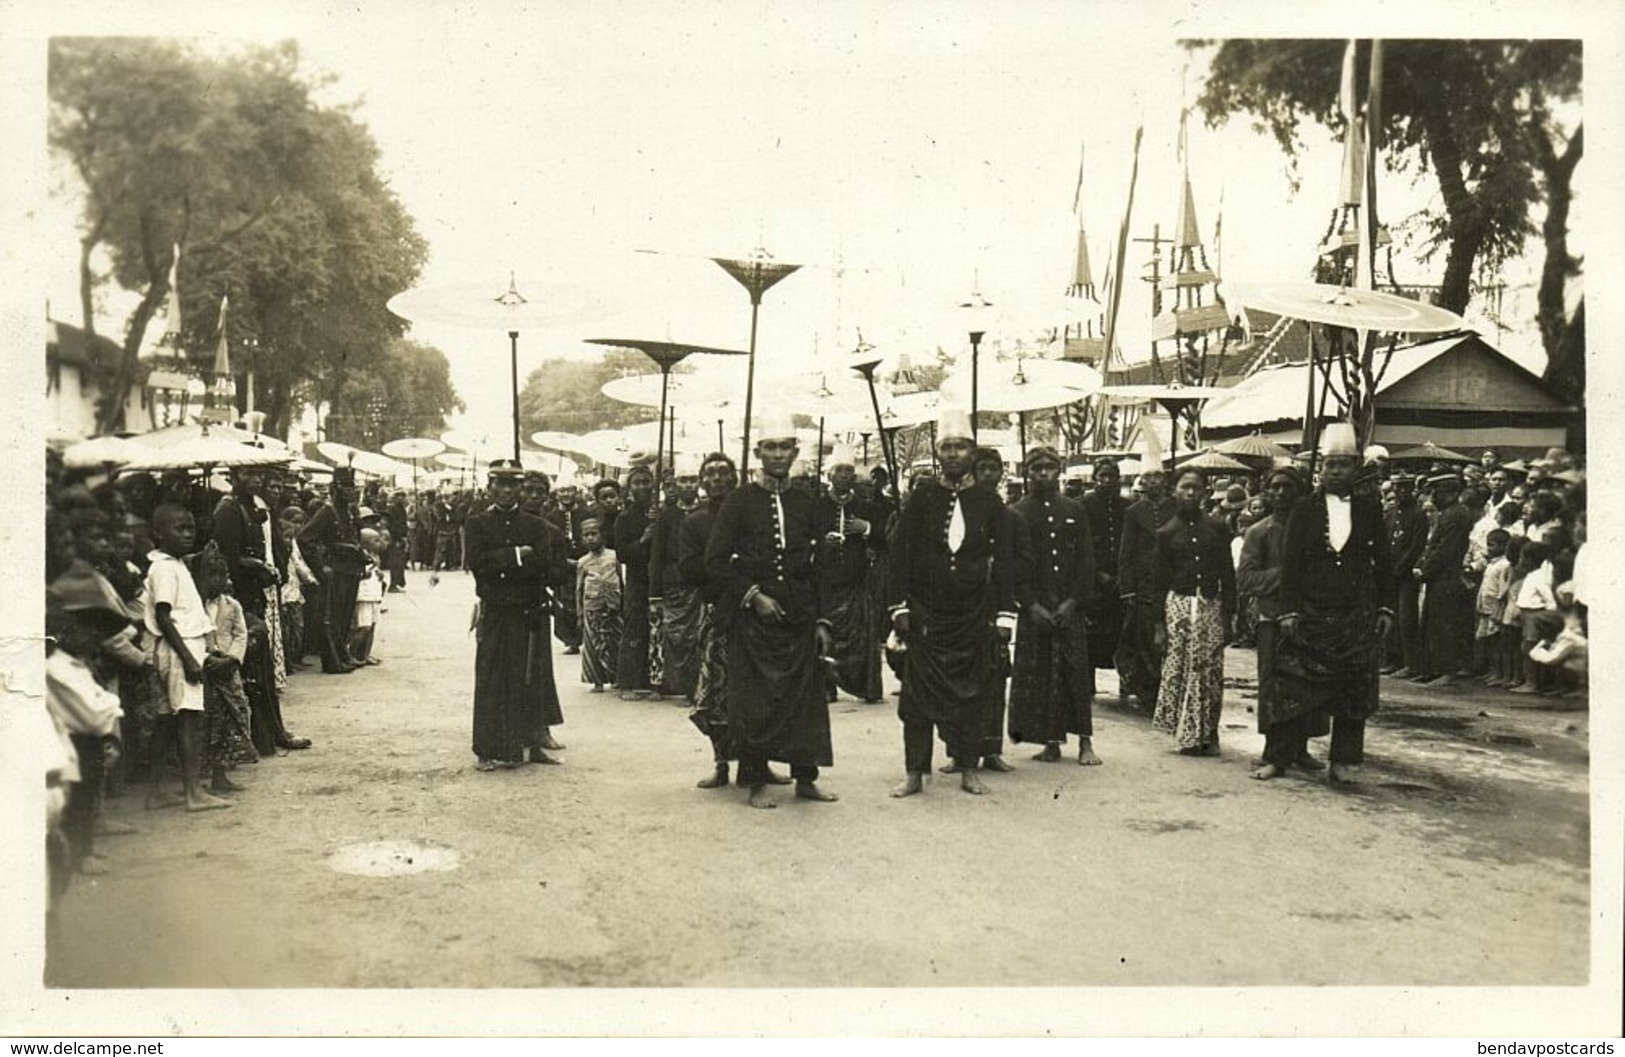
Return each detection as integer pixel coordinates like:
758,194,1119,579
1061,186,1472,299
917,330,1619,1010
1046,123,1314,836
887,479,1015,621
1010,490,1094,611
464,503,567,609
1151,508,1236,621
704,480,822,624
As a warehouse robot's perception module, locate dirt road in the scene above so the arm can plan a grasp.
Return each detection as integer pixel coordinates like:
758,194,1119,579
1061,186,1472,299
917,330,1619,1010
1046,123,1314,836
44,567,1590,996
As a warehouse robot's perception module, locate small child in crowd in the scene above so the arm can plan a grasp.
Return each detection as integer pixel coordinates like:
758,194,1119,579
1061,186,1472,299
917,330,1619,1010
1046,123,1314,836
576,517,622,692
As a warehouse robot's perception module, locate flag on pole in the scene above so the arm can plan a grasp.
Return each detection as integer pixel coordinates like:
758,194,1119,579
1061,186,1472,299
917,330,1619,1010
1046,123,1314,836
136,244,183,360
211,294,235,400
1338,40,1366,208
1071,140,1086,215
1100,126,1144,377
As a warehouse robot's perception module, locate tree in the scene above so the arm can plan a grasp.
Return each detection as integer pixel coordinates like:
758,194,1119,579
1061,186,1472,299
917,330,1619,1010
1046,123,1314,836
1191,40,1581,361
517,349,673,437
48,37,430,433
323,338,464,449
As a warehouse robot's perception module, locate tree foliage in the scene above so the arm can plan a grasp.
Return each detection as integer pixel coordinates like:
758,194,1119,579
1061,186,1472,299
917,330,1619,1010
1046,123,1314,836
323,338,465,449
1190,39,1582,373
518,349,677,437
48,37,437,434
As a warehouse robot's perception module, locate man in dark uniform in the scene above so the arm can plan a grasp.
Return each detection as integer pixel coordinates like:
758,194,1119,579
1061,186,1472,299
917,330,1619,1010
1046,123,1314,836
651,455,703,701
1276,424,1395,787
1117,457,1174,710
888,408,1017,797
1383,474,1430,677
299,468,367,675
1080,456,1129,688
614,466,657,698
384,491,409,591
464,460,569,771
813,445,884,704
704,414,838,809
550,481,588,653
520,469,569,754
1237,465,1327,779
1413,472,1475,686
1007,446,1099,765
955,445,1026,773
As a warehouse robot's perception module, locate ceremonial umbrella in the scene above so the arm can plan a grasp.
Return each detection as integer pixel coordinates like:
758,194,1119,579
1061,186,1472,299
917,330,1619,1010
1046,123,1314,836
64,434,157,470
1095,381,1229,462
1174,448,1252,473
316,441,359,468
941,357,1103,463
778,368,874,479
387,276,618,461
1389,442,1473,464
585,338,747,487
1220,282,1465,473
383,437,448,501
123,435,293,472
434,450,475,490
1215,431,1295,461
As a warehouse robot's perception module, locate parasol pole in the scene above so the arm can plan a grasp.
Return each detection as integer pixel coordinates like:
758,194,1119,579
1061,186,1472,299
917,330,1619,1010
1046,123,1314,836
1018,411,1028,465
850,358,900,497
656,367,671,492
816,416,826,482
509,331,521,461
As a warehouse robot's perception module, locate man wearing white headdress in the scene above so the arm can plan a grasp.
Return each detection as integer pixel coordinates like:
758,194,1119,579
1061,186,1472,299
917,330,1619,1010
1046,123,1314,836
1274,424,1395,786
814,444,884,704
704,412,838,808
888,407,1018,797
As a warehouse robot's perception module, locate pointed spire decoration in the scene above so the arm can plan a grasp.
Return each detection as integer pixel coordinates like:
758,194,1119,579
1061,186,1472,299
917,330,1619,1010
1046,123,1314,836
211,294,235,401
1172,110,1203,250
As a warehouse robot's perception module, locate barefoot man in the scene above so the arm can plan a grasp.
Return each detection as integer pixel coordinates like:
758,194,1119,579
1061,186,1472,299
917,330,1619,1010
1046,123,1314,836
1275,425,1395,787
703,413,838,809
1007,446,1101,766
889,407,1017,797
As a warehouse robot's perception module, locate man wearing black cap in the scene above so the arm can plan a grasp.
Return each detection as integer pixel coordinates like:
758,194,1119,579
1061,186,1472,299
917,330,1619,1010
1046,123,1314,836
1117,465,1174,710
1080,456,1129,689
464,460,569,771
1007,447,1100,765
1383,474,1430,678
1413,472,1475,686
704,415,838,808
299,468,367,676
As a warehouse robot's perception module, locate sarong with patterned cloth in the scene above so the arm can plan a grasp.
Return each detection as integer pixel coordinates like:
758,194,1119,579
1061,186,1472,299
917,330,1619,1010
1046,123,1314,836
820,563,883,702
661,584,705,699
648,605,665,692
580,602,621,687
1152,592,1226,750
262,586,287,693
204,669,258,770
687,606,733,760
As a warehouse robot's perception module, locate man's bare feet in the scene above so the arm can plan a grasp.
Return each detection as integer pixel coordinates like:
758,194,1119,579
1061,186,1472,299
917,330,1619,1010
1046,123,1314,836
697,767,729,789
1294,752,1325,771
938,763,961,774
982,755,1014,773
890,773,924,798
185,790,233,812
145,790,184,810
1328,763,1359,785
764,769,792,785
538,733,566,751
1250,763,1286,781
960,770,988,795
78,854,112,876
1077,738,1102,766
747,784,777,809
590,684,604,693
795,781,839,802
526,748,562,765
1032,744,1062,762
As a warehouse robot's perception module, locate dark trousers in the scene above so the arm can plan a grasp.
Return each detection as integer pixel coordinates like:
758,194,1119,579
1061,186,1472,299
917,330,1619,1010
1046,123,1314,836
1424,583,1473,677
387,543,407,588
1260,713,1312,768
1393,582,1424,671
903,718,974,774
737,756,816,787
1328,715,1365,765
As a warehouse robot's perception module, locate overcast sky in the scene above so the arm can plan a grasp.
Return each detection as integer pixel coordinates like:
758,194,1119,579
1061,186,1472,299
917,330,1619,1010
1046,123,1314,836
22,1,1605,438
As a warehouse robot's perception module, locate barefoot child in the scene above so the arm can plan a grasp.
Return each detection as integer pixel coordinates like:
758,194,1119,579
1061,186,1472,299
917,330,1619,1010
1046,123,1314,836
575,518,621,692
192,542,258,793
351,526,387,665
142,504,230,812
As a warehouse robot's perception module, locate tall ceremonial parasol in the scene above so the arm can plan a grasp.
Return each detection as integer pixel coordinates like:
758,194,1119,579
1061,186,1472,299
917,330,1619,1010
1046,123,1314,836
383,437,447,501
388,276,617,461
941,356,1102,463
1095,381,1228,463
584,338,747,487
